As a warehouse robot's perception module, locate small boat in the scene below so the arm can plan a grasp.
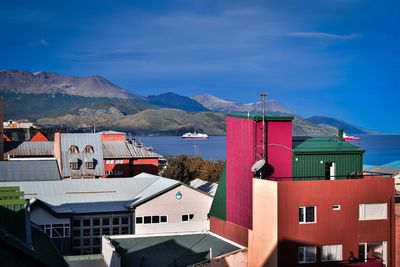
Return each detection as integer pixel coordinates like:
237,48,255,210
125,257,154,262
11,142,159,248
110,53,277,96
343,132,360,141
181,132,209,139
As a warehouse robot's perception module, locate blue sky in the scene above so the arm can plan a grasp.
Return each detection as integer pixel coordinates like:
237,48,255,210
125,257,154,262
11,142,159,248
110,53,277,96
0,0,399,132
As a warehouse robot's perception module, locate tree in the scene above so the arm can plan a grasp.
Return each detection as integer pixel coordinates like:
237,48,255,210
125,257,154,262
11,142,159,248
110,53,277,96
161,154,224,184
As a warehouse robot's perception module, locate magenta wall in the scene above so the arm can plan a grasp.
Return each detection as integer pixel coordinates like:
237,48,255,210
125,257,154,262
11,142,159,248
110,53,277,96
226,117,255,229
266,121,292,180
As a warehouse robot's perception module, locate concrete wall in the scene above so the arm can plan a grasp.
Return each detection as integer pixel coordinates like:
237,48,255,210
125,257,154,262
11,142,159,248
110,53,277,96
226,116,256,230
102,236,121,267
277,177,395,266
134,184,212,235
248,179,278,267
210,216,249,247
30,206,70,225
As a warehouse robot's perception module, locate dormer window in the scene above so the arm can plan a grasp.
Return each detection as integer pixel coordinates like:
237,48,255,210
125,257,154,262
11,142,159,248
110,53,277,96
85,161,94,169
83,145,94,154
69,159,79,170
68,145,79,154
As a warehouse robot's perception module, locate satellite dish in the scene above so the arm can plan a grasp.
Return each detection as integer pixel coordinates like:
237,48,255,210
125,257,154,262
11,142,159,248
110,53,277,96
251,159,266,173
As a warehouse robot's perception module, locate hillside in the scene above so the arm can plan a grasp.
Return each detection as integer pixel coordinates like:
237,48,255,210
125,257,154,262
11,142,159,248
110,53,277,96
192,93,293,114
147,92,208,112
306,116,372,134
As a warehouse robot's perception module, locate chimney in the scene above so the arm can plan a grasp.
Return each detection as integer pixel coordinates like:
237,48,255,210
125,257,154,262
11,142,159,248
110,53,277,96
338,129,344,142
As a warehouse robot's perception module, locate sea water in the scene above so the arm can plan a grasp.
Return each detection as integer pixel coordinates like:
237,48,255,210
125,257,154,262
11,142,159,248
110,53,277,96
136,135,400,165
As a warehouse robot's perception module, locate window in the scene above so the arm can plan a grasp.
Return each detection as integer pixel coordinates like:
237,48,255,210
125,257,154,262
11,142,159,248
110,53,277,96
298,246,316,263
182,215,189,222
41,224,70,238
299,206,316,223
144,216,151,224
136,217,143,224
121,217,129,224
106,160,114,164
152,216,160,223
115,159,123,164
358,242,387,264
106,170,113,175
160,216,168,223
68,145,79,154
189,214,194,221
322,244,343,262
113,217,120,225
102,218,110,225
70,161,79,170
85,161,94,169
83,145,94,154
332,205,341,211
114,170,123,175
359,203,387,220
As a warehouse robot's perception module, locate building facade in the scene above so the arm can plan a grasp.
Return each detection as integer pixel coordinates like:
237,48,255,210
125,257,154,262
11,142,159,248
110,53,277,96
209,114,396,267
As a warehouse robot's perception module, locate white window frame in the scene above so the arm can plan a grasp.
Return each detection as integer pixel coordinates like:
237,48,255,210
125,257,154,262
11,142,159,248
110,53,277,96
299,206,317,224
332,204,341,211
321,244,343,262
137,215,168,224
115,159,123,164
359,203,387,221
181,213,194,222
105,160,115,164
298,246,317,264
42,224,70,238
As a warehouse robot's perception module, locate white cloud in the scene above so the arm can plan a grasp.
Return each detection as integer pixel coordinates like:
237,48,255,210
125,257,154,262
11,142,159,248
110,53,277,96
30,38,49,46
285,32,363,40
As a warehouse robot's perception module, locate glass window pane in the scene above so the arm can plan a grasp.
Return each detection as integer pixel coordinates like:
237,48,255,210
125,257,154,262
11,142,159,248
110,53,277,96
102,227,110,235
299,208,304,222
144,216,151,224
306,246,316,262
189,214,194,220
73,229,80,237
92,228,100,236
160,216,167,223
83,229,90,236
92,218,100,226
102,218,110,225
73,220,81,227
83,238,90,246
136,217,143,224
306,207,315,222
122,217,129,224
152,216,160,223
83,219,91,227
73,239,81,247
182,215,188,221
298,247,305,262
112,227,120,235
113,218,120,225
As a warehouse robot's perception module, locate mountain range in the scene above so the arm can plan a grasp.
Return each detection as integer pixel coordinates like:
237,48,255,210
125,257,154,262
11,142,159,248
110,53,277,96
0,70,368,135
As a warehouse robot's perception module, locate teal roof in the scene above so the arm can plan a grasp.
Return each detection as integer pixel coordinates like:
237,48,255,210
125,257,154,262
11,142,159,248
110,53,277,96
209,165,226,220
226,113,294,122
112,233,241,267
293,136,364,154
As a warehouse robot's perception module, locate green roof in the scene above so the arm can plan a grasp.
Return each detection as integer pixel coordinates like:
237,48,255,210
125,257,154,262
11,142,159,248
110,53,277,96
293,136,364,154
226,113,294,122
209,165,226,220
112,233,241,267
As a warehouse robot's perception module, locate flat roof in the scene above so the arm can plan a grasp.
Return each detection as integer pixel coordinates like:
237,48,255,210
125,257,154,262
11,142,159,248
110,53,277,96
226,113,294,121
64,254,107,267
110,232,242,267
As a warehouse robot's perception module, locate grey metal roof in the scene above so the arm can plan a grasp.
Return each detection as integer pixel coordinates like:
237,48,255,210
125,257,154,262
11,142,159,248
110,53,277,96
365,166,400,176
64,255,108,267
126,142,161,158
4,141,54,157
0,173,180,213
190,179,218,196
111,233,241,267
60,133,105,177
0,160,61,182
102,141,132,159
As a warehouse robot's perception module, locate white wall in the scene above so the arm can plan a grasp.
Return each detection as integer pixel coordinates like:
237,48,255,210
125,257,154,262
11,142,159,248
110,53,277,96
30,206,70,225
134,185,213,235
102,236,121,267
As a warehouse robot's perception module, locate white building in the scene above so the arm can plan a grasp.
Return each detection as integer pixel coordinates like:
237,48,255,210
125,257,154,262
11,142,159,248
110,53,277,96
1,173,213,255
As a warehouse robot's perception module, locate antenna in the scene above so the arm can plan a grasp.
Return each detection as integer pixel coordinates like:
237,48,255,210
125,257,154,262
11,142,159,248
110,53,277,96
258,92,267,160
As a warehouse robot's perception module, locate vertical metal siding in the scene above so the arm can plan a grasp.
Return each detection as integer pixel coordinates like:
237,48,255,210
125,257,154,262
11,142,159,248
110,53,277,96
293,153,363,180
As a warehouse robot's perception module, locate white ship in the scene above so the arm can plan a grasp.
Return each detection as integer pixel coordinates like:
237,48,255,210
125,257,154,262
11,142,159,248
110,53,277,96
181,132,209,139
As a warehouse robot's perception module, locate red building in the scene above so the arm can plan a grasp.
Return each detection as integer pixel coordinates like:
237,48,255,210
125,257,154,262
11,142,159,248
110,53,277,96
209,114,395,267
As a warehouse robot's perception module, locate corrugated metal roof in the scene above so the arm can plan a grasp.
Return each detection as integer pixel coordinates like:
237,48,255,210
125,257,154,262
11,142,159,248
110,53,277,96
111,233,241,267
61,133,105,177
293,136,364,153
126,142,161,158
0,173,180,213
4,141,54,157
365,166,400,175
190,178,218,196
102,141,131,159
0,160,61,182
